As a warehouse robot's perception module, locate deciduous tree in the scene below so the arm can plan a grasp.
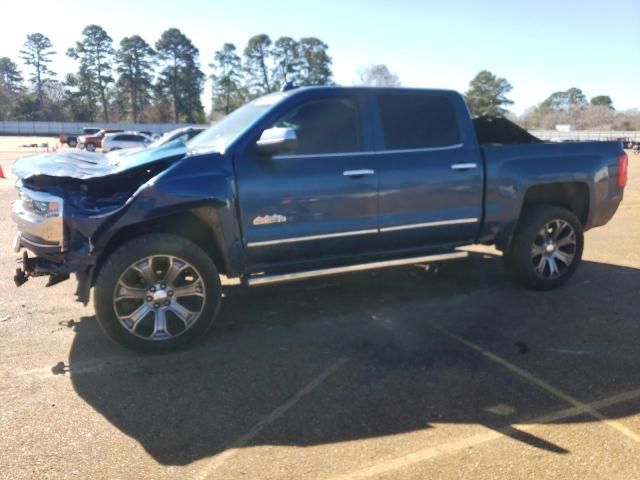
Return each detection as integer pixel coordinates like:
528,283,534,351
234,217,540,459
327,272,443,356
358,64,400,87
590,95,613,109
540,88,588,112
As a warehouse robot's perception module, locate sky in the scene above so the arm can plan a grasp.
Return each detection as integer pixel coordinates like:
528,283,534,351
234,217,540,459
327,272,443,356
1,0,638,114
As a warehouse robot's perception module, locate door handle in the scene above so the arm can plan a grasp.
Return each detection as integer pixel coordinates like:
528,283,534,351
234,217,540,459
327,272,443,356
451,163,478,171
343,169,375,177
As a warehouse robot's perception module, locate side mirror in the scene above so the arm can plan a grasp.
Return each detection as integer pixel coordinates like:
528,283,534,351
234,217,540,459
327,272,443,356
256,127,297,154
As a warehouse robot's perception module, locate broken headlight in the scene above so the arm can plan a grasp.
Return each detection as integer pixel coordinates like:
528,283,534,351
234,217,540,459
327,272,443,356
18,190,62,218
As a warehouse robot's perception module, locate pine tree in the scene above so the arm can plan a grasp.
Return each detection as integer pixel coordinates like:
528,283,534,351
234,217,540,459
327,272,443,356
19,33,56,103
116,35,155,122
0,57,24,94
210,43,245,115
156,28,205,123
272,37,302,87
298,37,332,86
67,25,115,122
465,70,513,117
243,34,273,97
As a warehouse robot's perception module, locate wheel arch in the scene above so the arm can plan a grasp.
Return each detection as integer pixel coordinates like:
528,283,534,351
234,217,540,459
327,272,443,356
520,182,590,226
495,181,590,252
92,209,232,288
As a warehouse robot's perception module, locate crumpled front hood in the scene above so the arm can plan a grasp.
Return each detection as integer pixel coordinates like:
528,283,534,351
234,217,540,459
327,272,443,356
12,142,189,180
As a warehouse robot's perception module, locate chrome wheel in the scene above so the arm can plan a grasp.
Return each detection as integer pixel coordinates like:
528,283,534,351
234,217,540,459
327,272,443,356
113,255,206,341
530,219,577,280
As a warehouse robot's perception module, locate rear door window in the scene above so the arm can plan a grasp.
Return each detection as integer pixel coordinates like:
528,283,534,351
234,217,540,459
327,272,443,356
377,94,460,150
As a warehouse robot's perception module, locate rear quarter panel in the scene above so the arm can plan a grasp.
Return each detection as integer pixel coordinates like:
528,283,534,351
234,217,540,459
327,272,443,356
480,141,624,245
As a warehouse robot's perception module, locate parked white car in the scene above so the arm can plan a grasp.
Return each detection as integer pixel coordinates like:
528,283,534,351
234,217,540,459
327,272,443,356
101,132,151,152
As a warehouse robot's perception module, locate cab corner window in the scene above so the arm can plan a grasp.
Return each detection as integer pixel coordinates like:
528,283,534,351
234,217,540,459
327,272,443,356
377,94,460,150
274,97,361,155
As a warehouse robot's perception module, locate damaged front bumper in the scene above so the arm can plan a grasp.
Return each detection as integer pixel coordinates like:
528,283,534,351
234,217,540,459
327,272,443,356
12,183,98,304
10,144,199,305
13,232,97,304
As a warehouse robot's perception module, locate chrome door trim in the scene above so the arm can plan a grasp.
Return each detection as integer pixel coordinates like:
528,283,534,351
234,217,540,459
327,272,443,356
379,144,464,155
248,218,479,246
343,169,375,177
247,228,378,248
273,151,377,160
245,251,469,286
272,144,464,160
379,217,478,233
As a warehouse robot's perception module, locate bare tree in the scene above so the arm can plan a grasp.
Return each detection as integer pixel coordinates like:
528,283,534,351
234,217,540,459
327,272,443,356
358,64,400,87
576,106,615,129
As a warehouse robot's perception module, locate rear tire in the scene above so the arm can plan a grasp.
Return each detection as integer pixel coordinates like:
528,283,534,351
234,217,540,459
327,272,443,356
68,138,77,148
85,142,96,152
94,234,221,353
503,205,583,290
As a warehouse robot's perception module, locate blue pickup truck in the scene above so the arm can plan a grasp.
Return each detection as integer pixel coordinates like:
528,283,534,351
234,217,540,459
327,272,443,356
11,86,628,351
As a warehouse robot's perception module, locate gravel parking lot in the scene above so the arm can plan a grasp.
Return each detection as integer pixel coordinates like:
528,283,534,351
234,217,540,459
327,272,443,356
1,138,639,479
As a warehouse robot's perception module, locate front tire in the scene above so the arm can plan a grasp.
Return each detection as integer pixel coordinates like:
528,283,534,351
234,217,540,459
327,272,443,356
68,138,77,148
503,205,583,290
85,142,96,152
94,234,221,352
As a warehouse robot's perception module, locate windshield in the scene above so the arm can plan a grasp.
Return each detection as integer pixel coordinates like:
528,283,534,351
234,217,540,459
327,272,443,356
187,92,287,152
148,128,185,148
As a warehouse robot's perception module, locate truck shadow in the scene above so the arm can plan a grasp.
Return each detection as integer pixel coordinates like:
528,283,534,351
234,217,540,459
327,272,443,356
65,253,640,465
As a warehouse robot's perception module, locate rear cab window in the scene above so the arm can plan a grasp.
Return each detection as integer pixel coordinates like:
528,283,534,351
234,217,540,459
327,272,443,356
376,93,461,150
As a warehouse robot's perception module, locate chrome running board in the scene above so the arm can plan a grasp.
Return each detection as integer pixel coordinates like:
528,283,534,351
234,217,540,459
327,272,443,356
245,251,468,286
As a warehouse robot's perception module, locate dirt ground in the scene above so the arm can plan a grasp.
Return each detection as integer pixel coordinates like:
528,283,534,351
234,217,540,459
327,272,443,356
1,138,639,479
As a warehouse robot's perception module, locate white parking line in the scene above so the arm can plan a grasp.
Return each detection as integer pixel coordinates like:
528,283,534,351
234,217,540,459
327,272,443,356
194,356,349,479
430,324,640,443
328,387,640,480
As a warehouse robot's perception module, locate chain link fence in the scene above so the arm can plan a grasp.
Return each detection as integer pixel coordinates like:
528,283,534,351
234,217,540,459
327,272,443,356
531,130,640,142
0,121,210,136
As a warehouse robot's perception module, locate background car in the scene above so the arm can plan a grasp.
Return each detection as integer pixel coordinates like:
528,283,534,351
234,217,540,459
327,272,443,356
101,132,151,152
77,128,124,151
105,126,206,160
59,127,101,148
150,126,206,147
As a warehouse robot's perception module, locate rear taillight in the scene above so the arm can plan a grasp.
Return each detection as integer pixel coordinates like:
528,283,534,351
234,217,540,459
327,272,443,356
618,152,628,188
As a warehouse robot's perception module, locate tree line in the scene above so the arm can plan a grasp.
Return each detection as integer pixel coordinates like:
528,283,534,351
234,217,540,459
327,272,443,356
0,27,332,124
518,88,640,131
1,30,638,131
463,70,640,131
